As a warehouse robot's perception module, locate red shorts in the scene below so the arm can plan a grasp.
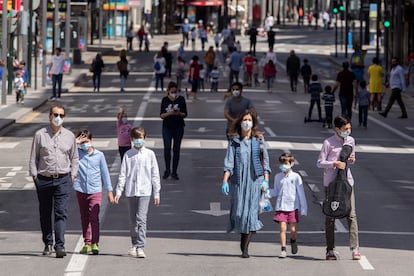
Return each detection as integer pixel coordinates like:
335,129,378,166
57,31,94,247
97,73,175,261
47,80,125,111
273,210,299,223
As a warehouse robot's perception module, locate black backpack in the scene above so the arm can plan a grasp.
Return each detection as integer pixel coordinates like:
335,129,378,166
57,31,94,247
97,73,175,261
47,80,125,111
322,144,353,219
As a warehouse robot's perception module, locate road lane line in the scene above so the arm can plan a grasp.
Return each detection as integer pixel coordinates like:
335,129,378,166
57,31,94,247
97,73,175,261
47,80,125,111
264,127,277,137
359,255,375,270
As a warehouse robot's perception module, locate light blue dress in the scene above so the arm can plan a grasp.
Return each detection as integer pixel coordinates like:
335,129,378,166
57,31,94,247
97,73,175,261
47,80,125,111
224,136,270,234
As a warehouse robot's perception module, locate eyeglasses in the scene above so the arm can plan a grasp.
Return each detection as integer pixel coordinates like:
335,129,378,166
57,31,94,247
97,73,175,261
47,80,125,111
52,113,65,118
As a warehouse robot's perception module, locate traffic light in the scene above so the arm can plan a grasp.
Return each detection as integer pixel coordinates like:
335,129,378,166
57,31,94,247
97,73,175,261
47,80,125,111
383,11,391,28
332,0,339,14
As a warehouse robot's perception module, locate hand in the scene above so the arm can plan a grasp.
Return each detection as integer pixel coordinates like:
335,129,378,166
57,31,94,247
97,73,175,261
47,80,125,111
221,182,229,196
261,180,269,191
107,192,114,204
334,161,346,170
114,195,121,204
154,198,160,206
348,153,355,163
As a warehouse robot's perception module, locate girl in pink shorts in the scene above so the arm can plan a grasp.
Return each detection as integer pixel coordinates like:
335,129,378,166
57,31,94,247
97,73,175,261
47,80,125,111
268,153,308,258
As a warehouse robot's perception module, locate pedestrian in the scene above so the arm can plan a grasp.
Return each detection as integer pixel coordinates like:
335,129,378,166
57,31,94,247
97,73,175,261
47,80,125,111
117,105,132,161
221,109,271,258
228,47,243,90
19,60,29,86
252,59,260,87
199,64,205,92
286,50,301,92
181,18,191,47
357,80,370,128
243,52,254,87
307,74,323,121
214,32,221,50
126,24,134,51
154,51,166,92
137,26,145,51
177,41,186,65
74,129,114,255
117,49,129,92
332,61,356,119
162,42,173,78
29,104,79,258
48,47,65,99
322,85,335,128
160,82,187,180
204,46,216,80
144,33,150,52
144,9,152,37
224,82,255,136
209,65,220,92
199,27,208,51
367,57,384,111
114,127,161,259
176,56,186,91
350,45,366,107
14,70,26,104
267,27,276,50
264,12,275,31
317,115,361,261
188,55,201,99
263,59,277,93
300,58,312,93
379,57,408,119
190,27,197,51
268,153,307,258
91,53,105,93
248,25,258,56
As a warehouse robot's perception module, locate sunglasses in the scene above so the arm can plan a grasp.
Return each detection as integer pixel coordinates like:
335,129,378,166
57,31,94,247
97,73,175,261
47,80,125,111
52,113,65,118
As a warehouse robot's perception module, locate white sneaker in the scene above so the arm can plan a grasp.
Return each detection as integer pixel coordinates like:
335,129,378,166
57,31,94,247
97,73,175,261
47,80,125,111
128,246,137,257
137,247,146,258
279,250,287,258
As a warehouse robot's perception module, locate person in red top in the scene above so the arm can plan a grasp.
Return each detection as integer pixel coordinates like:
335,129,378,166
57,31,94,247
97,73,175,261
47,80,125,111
188,55,201,100
117,105,132,161
244,52,255,87
332,62,356,119
263,60,277,93
137,27,146,52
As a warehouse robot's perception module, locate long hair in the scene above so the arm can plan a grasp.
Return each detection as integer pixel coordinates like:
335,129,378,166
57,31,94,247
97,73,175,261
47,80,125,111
228,109,262,139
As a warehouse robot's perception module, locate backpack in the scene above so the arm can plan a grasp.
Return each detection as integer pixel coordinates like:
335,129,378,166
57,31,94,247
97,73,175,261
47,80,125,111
154,61,161,71
322,145,353,219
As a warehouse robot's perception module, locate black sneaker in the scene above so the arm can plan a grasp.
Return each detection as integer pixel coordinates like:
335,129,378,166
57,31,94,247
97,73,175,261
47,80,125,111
162,171,170,179
398,115,408,119
42,245,53,256
379,112,387,118
55,247,66,258
171,173,179,180
291,241,298,254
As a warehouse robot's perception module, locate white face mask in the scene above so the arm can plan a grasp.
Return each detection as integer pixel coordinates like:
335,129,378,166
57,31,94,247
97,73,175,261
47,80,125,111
170,93,177,99
232,90,241,97
241,120,253,131
52,116,64,127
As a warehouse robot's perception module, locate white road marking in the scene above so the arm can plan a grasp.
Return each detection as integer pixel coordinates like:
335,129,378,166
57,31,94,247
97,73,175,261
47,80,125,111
264,127,277,137
335,220,347,232
359,255,375,270
0,142,19,149
298,170,308,177
307,183,320,193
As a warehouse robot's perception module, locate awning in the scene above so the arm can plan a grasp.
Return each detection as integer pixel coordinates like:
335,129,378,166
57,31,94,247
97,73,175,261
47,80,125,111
185,0,223,6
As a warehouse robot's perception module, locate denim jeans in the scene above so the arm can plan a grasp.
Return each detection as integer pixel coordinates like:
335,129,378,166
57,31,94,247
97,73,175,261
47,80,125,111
52,74,63,98
162,126,184,174
76,191,102,245
127,196,150,248
155,73,164,92
35,175,71,249
358,105,368,127
340,95,353,119
93,72,102,90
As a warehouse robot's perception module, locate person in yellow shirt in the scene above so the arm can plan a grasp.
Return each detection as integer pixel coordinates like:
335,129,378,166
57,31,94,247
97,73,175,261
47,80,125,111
367,57,384,111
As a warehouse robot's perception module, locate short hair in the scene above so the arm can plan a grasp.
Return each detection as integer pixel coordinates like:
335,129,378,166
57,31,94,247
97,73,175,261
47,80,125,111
167,81,178,90
334,115,351,129
342,61,350,69
303,59,308,63
325,85,332,93
372,57,379,64
279,153,295,164
76,129,92,140
49,104,65,115
231,81,243,91
311,74,318,81
130,127,146,140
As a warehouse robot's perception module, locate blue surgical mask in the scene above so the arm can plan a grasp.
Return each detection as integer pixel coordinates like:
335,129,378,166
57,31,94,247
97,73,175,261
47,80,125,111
133,138,145,148
339,131,351,139
279,164,291,173
80,143,91,151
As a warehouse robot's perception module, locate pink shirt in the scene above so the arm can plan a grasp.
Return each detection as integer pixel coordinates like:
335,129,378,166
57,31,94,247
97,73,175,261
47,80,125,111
117,118,132,147
317,134,355,187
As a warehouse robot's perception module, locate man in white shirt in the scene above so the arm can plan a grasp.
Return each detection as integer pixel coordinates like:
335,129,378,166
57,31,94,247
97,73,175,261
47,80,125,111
48,47,65,99
265,13,274,31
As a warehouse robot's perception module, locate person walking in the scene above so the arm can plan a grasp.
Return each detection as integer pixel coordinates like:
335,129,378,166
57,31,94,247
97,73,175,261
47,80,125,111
317,115,361,261
176,56,186,91
379,57,408,119
350,45,366,107
126,24,134,51
300,58,312,93
114,127,161,259
204,46,216,80
160,82,188,180
263,59,277,93
14,70,26,104
243,52,255,87
268,153,307,258
29,104,79,258
116,105,132,161
367,57,384,111
188,55,201,99
286,50,301,92
332,62,356,119
117,49,129,92
162,42,173,78
74,129,114,255
248,26,258,56
221,109,271,258
357,80,370,128
91,53,105,92
153,51,166,92
48,47,65,99
228,47,243,89
181,18,191,47
307,74,323,121
322,85,335,128
267,27,276,50
137,26,145,51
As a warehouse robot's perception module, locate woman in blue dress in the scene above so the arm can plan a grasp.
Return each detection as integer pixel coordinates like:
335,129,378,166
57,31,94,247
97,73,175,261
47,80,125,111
221,109,271,258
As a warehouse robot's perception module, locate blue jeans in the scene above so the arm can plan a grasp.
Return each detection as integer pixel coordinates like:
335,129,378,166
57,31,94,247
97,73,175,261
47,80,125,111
127,196,150,248
93,72,102,90
155,73,164,92
340,95,353,119
162,126,184,174
35,175,72,249
52,74,63,98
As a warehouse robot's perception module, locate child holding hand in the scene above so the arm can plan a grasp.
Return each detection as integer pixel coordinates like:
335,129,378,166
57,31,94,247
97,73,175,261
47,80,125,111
268,153,307,258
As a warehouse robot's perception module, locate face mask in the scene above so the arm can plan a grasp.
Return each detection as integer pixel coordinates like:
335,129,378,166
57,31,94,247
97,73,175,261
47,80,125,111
279,164,291,173
339,131,351,139
170,93,177,99
241,120,253,131
121,117,128,124
133,138,145,148
232,90,241,97
52,116,64,127
80,143,91,151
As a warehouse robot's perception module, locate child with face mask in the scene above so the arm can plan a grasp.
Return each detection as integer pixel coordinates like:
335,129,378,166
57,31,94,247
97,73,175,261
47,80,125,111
268,153,307,259
114,127,161,258
74,129,114,255
117,105,132,161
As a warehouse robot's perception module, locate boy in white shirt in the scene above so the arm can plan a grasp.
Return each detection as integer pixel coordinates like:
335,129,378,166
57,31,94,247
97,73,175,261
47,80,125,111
14,70,26,104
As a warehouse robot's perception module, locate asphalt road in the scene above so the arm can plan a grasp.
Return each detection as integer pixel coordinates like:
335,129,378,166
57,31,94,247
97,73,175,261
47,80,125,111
0,26,414,276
